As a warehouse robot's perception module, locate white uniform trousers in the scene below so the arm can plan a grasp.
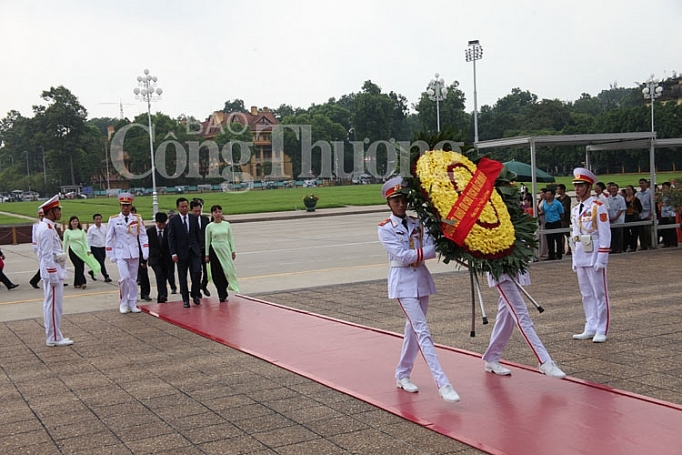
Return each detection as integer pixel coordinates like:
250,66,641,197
396,296,449,388
482,279,550,365
43,281,65,343
117,258,140,310
576,267,610,336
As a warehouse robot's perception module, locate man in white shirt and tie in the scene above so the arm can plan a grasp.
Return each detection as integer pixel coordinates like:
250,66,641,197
87,213,112,282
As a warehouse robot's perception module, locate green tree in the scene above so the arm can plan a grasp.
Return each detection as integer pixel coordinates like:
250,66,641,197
222,99,245,113
32,86,91,187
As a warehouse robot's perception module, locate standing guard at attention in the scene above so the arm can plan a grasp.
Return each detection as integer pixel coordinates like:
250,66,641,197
570,168,612,343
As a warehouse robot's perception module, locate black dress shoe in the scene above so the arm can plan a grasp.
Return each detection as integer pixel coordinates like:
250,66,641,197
64,283,69,287
171,288,177,294
193,296,201,305
202,287,211,297
183,301,190,308
29,281,39,289
141,295,152,301
104,277,112,283
8,283,19,290
158,296,167,303
88,271,97,281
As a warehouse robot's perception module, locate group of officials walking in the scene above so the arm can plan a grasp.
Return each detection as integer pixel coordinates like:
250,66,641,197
32,192,239,347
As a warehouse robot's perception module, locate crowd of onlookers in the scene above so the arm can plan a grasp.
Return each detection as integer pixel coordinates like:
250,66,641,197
522,178,680,260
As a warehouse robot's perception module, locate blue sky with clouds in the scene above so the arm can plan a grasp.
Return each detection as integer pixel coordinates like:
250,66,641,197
2,0,681,122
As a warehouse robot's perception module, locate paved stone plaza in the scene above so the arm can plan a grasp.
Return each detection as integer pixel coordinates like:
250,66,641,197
1,211,680,454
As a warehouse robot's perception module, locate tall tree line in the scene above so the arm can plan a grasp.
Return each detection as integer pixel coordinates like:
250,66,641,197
2,79,682,193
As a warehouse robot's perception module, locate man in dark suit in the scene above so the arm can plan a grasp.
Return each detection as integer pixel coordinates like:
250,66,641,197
131,206,151,301
190,199,211,297
167,197,202,308
147,212,174,303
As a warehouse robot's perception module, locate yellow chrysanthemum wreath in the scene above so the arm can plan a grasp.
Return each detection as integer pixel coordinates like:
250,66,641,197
416,150,515,257
406,147,538,279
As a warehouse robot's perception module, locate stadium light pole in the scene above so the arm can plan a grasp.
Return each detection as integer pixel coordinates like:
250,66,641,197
426,73,448,132
133,69,163,216
465,40,483,143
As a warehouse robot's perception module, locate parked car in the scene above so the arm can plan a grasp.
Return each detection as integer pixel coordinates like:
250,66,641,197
65,191,87,199
23,191,40,201
351,174,372,185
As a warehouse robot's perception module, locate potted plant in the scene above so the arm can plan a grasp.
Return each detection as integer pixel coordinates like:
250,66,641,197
303,194,319,212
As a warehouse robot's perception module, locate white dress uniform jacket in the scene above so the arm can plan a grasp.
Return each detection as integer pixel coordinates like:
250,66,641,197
37,219,68,284
571,197,611,269
32,221,43,254
105,213,149,262
378,214,436,299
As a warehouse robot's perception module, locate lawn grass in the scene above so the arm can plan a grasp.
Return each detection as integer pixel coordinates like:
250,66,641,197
0,214,29,225
0,184,386,225
548,171,682,191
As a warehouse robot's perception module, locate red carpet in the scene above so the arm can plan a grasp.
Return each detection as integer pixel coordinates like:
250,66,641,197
142,296,682,455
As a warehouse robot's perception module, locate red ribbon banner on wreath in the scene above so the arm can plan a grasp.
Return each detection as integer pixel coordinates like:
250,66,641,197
441,157,504,246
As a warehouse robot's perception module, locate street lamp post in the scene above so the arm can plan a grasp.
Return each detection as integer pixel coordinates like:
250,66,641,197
104,140,111,193
642,74,663,248
133,69,163,216
426,73,448,132
24,151,30,177
465,39,483,143
40,146,46,185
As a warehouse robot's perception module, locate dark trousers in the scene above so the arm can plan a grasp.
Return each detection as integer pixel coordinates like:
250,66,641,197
660,217,678,247
546,221,563,259
68,248,86,287
1,267,15,289
29,269,41,286
208,247,229,301
176,254,201,303
91,246,109,279
151,260,173,299
625,222,640,251
610,225,624,253
138,262,150,297
168,268,176,292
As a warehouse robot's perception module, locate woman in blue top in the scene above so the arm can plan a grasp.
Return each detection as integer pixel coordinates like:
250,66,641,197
539,187,565,260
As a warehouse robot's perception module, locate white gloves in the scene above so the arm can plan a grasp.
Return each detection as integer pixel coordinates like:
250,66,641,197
593,254,608,273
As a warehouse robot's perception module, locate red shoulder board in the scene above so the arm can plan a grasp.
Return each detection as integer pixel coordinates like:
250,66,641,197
600,213,608,222
378,218,390,226
594,200,603,206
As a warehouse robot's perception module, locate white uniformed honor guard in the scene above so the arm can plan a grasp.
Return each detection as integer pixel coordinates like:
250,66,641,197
377,177,460,403
29,208,45,289
570,168,612,343
106,193,149,313
482,272,566,378
37,195,73,346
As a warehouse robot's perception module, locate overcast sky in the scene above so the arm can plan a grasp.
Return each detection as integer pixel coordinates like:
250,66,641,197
2,0,681,123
